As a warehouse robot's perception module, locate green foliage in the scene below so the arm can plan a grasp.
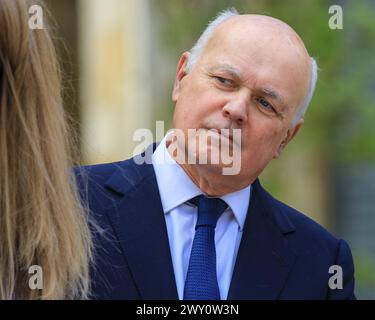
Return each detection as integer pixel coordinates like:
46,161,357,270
353,252,375,298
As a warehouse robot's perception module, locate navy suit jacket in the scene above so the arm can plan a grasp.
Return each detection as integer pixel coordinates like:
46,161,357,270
75,145,355,300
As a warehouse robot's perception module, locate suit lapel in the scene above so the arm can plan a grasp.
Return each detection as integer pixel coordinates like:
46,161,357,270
100,143,297,300
103,147,178,299
228,180,297,299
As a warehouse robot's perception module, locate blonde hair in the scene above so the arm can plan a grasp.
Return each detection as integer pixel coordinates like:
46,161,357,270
0,0,93,299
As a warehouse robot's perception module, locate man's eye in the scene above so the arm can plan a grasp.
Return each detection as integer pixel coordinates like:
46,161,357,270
257,98,274,111
214,76,235,87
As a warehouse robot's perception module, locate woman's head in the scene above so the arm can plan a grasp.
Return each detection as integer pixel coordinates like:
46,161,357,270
0,0,93,300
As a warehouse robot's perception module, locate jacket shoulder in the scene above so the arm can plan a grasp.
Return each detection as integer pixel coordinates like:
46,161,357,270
74,160,129,212
262,190,355,299
259,184,341,251
261,184,343,259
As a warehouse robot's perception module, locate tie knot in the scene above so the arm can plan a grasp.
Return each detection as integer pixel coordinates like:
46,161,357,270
189,195,228,229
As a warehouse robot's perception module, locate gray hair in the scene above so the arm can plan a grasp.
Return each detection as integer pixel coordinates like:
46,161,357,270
185,8,318,128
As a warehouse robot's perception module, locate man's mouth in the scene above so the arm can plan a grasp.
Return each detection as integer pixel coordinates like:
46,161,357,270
204,127,238,146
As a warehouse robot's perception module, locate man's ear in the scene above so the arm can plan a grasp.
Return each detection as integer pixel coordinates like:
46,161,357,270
172,52,190,102
274,118,304,159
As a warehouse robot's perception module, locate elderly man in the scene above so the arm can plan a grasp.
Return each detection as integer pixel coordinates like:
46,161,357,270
77,9,355,300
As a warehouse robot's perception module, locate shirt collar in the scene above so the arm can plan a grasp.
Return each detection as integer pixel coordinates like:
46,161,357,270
152,134,251,231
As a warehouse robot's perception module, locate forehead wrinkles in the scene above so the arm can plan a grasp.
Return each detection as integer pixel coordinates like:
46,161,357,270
202,15,310,65
197,16,311,109
202,35,306,89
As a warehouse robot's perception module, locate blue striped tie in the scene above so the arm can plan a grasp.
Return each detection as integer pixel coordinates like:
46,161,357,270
183,195,228,300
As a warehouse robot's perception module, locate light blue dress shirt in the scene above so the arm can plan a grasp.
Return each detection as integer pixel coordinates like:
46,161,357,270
152,135,251,300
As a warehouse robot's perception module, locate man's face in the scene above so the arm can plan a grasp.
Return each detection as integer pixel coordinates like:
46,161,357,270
171,16,311,190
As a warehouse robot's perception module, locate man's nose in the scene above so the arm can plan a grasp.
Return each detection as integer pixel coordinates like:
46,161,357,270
222,97,248,126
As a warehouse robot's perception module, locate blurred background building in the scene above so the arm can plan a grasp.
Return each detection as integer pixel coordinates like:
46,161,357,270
44,0,375,299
